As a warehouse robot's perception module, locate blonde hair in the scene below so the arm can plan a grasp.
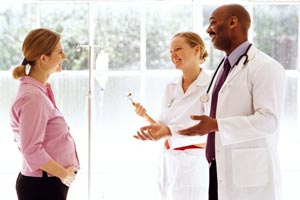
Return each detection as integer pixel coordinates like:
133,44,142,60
173,32,208,64
12,28,61,79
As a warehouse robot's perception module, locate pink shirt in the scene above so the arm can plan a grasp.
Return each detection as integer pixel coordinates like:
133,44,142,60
10,76,80,177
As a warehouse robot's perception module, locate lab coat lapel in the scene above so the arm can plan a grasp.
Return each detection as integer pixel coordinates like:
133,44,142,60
226,58,245,82
183,71,209,97
226,45,257,83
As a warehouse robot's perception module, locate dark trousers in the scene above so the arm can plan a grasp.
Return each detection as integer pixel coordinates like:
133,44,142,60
16,172,69,200
209,160,218,200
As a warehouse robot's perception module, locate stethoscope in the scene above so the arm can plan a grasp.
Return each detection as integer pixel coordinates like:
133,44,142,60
200,44,253,103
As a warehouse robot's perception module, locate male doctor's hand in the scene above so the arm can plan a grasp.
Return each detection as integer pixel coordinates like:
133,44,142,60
178,115,218,136
134,123,171,141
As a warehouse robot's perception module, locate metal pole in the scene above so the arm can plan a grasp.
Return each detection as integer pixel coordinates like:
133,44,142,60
87,45,92,200
88,2,94,199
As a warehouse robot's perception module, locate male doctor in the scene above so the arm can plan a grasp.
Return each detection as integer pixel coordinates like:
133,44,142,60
178,4,286,200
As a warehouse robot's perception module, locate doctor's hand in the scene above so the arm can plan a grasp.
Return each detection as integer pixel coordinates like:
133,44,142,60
133,123,171,141
177,115,218,136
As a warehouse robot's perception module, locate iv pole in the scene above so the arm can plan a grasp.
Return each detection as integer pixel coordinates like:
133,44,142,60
78,4,106,199
76,43,99,200
76,42,94,200
76,38,104,200
87,45,93,200
87,4,94,200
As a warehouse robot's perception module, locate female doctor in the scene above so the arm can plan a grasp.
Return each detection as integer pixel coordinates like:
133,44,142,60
134,32,210,200
178,4,286,200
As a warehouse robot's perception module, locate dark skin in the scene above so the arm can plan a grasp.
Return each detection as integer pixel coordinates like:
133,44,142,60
133,5,251,139
207,5,249,55
178,4,251,136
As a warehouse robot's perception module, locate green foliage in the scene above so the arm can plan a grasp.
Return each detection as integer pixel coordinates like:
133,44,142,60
0,3,299,71
253,5,299,69
0,4,36,70
40,3,89,70
93,4,141,71
146,3,193,70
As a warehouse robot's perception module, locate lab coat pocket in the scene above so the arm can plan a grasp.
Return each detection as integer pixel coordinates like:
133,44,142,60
232,147,269,187
174,149,208,188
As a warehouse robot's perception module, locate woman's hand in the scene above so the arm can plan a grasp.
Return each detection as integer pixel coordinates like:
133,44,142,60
134,103,147,117
133,123,171,141
60,166,77,187
133,102,156,124
40,160,78,187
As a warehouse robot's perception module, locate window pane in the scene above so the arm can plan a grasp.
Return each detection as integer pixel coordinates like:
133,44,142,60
0,3,37,70
1,1,300,200
40,3,89,70
253,5,299,70
93,3,141,71
146,2,193,70
201,4,225,70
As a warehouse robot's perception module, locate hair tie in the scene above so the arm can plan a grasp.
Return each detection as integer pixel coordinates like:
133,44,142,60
21,58,28,66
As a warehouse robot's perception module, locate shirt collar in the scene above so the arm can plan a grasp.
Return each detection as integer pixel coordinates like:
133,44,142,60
20,76,51,94
195,70,210,87
228,41,251,67
171,69,210,87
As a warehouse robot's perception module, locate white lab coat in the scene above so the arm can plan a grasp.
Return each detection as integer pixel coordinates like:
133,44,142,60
157,70,210,200
204,45,286,200
159,70,210,148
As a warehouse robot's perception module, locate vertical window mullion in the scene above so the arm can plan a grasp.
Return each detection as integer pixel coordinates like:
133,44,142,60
140,2,147,102
140,3,146,73
37,2,41,27
298,8,300,71
192,0,203,34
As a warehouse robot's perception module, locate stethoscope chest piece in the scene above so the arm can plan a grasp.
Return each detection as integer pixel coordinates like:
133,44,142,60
200,94,209,103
